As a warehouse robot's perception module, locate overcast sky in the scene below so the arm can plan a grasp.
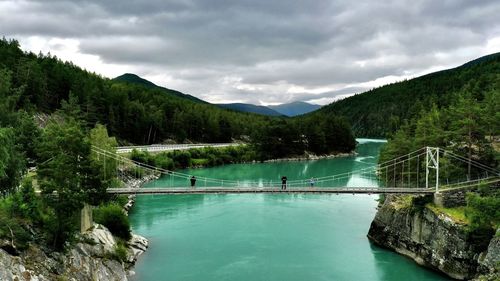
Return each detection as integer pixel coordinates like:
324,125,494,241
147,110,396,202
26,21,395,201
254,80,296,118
1,0,500,105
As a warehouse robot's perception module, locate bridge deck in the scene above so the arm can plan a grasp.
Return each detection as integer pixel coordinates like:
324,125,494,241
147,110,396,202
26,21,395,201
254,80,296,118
108,187,434,195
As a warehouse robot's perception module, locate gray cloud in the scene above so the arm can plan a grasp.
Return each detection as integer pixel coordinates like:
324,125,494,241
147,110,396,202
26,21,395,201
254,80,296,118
1,0,500,105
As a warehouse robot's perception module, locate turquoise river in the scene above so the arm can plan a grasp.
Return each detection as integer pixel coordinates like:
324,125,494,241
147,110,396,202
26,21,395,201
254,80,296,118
129,139,451,281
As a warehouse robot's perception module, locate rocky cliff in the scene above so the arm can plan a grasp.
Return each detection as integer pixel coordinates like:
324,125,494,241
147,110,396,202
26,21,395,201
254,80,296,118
367,195,498,280
474,230,500,281
0,224,148,281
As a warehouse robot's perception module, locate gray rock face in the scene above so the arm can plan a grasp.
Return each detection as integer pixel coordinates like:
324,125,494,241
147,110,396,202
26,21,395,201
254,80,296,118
367,195,485,280
474,230,500,280
0,224,148,281
127,234,149,265
0,249,50,281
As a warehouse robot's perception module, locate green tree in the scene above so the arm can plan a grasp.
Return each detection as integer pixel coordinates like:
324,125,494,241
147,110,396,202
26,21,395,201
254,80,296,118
13,111,41,162
448,91,489,178
0,128,25,196
90,124,118,182
414,105,447,148
482,90,500,141
36,118,100,249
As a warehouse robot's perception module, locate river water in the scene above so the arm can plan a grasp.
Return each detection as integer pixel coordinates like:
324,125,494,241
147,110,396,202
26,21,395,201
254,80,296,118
129,139,450,281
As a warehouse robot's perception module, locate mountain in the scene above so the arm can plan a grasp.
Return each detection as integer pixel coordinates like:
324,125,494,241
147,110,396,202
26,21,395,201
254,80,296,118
217,103,283,116
0,38,287,144
113,73,208,104
314,52,500,137
269,101,321,116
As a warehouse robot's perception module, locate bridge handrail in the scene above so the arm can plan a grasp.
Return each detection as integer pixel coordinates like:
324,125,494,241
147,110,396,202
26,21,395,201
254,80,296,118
437,148,500,176
95,145,500,192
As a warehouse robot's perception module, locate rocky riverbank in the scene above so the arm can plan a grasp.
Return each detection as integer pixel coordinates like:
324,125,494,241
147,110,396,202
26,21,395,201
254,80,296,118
0,175,154,281
367,195,499,280
0,223,148,281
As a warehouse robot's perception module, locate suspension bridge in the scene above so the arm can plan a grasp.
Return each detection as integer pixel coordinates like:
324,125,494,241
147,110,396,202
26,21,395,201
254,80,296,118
92,146,500,195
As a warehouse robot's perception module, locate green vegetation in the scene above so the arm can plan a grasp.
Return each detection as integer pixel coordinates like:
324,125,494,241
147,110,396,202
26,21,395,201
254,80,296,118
390,195,413,210
466,192,500,230
130,145,257,170
375,53,500,245
317,52,500,138
427,204,469,225
93,203,131,240
378,88,499,186
0,38,354,151
254,115,356,160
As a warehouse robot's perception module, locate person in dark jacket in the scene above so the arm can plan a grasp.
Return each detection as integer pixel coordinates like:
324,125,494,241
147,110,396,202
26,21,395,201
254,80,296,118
281,176,287,190
190,176,196,187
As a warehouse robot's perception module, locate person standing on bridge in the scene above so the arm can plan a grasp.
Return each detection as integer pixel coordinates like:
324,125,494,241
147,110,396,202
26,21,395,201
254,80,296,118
190,176,196,188
281,176,287,190
309,177,315,188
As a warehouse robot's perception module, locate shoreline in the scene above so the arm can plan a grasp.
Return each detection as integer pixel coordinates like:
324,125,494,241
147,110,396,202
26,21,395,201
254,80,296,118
187,150,359,169
263,151,357,163
118,174,159,277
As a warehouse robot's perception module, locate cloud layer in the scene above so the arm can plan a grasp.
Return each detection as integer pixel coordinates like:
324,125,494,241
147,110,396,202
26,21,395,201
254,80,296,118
2,0,500,105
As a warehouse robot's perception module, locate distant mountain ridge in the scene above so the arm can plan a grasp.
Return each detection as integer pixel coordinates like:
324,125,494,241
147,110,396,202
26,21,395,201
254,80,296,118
113,73,207,104
217,101,321,116
217,103,283,116
114,73,322,117
269,101,321,116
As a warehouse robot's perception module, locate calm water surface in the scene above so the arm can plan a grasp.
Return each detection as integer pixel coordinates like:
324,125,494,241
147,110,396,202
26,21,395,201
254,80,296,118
129,139,450,281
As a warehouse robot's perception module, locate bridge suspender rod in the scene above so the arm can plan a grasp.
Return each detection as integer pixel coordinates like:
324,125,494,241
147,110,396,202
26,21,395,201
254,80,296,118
417,155,419,188
436,149,439,193
408,154,410,188
425,147,429,189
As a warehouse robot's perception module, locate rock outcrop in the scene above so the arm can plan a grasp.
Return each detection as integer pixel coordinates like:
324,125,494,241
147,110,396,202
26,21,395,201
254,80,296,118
0,224,148,281
367,195,496,280
474,229,500,281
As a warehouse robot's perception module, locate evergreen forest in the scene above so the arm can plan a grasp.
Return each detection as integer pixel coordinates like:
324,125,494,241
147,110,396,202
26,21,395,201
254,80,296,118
317,52,500,138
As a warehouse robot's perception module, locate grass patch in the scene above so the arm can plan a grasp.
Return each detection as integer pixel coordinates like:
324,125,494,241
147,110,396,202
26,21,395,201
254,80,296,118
104,239,128,263
391,195,413,210
427,204,469,225
191,158,209,166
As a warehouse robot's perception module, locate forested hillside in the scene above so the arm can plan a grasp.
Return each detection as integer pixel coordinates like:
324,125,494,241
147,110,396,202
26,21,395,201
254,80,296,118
317,53,500,137
0,39,276,144
113,73,208,104
376,55,500,246
0,38,355,155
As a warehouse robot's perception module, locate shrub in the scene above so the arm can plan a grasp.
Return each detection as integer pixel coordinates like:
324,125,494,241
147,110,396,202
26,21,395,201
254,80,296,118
0,206,31,252
466,192,500,230
112,195,129,207
130,149,154,166
155,155,174,170
172,151,191,168
93,203,131,240
114,240,128,262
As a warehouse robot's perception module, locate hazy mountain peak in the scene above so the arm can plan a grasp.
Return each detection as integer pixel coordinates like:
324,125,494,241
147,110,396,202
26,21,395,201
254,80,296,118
269,101,321,116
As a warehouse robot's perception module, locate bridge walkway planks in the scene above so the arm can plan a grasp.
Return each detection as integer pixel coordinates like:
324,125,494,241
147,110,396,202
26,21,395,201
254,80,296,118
107,187,434,195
